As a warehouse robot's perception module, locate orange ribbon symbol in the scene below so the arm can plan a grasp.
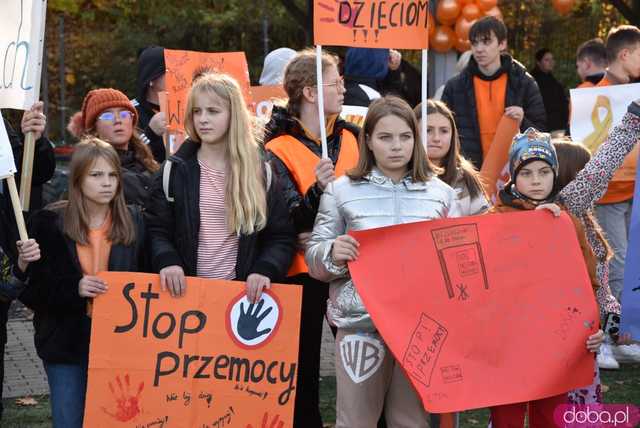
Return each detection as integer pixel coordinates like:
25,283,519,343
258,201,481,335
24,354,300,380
583,95,613,153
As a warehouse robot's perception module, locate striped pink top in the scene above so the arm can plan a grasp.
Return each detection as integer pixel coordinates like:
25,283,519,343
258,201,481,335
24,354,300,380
197,160,238,279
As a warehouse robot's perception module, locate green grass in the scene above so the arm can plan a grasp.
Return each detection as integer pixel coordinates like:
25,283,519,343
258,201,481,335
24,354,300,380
2,365,639,427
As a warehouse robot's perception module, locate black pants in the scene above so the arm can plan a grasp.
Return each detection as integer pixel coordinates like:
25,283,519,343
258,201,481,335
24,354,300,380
288,274,328,428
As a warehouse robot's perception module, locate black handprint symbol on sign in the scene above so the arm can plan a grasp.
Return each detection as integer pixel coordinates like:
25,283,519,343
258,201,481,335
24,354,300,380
237,299,273,341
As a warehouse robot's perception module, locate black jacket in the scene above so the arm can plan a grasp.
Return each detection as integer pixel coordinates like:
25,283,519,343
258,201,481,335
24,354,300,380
145,140,295,280
132,98,166,163
264,106,360,232
118,148,153,209
441,54,547,169
18,206,147,364
531,67,569,132
0,118,56,263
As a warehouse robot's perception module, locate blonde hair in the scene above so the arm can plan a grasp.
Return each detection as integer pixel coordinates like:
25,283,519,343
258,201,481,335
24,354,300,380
184,72,267,234
64,137,135,245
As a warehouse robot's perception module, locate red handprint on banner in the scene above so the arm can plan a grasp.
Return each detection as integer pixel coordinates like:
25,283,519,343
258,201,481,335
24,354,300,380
246,412,284,428
101,374,144,422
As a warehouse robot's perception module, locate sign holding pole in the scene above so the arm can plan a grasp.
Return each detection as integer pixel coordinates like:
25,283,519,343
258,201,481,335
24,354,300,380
316,45,329,159
421,49,428,148
313,1,430,155
0,114,29,241
1,0,48,212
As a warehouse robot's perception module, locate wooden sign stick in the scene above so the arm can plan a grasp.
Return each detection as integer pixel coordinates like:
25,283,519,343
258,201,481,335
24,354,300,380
18,131,35,211
5,175,28,241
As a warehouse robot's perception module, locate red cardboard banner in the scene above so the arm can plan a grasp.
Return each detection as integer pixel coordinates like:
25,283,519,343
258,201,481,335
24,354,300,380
348,211,598,412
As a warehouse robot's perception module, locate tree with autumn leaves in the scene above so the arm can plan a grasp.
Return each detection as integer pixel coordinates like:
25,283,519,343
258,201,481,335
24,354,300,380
43,0,634,142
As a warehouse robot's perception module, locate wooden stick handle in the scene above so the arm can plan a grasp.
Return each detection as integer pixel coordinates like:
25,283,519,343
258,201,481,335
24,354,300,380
7,175,28,241
19,131,36,211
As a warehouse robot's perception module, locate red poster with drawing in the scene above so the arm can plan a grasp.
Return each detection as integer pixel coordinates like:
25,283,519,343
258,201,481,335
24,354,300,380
83,272,301,427
164,49,251,133
314,0,429,49
348,211,598,412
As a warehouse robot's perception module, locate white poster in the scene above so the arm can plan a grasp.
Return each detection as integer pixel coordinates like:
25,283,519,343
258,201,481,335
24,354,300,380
569,82,640,182
340,105,368,128
0,112,18,178
0,0,47,110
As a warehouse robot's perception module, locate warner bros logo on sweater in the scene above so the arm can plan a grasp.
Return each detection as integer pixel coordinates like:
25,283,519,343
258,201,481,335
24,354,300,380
340,334,386,383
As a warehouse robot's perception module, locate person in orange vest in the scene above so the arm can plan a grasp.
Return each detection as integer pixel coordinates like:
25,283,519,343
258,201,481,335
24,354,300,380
591,25,640,367
575,38,608,89
264,48,359,428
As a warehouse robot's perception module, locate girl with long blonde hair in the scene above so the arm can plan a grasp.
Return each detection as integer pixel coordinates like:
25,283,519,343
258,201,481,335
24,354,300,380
146,72,294,301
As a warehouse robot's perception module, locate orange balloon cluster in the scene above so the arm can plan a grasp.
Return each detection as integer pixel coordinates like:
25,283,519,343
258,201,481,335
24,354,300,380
429,0,503,53
552,0,575,16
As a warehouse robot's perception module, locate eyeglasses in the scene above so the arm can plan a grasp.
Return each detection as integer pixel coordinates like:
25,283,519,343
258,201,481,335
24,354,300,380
98,110,134,123
321,77,345,90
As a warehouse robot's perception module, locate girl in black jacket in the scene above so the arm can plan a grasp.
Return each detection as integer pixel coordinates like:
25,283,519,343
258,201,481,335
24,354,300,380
17,138,147,428
145,72,295,302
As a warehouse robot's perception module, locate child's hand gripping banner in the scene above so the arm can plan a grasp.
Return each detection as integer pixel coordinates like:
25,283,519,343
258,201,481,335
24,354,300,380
348,211,599,412
314,0,429,49
570,83,640,182
84,272,302,427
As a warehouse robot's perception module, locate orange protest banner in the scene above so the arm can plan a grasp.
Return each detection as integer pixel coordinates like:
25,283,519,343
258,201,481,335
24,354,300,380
164,50,251,133
250,85,287,120
314,0,429,49
479,115,520,202
348,211,598,413
84,272,302,427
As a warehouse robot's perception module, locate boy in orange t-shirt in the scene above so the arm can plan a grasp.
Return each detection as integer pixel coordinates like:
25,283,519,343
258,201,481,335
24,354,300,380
442,16,547,170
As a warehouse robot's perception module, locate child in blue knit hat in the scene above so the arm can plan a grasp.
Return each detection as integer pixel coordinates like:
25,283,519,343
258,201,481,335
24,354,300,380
488,127,605,428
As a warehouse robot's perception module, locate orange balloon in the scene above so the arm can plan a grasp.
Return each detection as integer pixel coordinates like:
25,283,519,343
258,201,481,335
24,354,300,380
460,0,476,4
483,6,503,21
430,25,456,53
455,16,475,41
455,38,472,53
462,3,482,20
476,0,498,12
428,12,436,39
436,0,461,25
552,0,575,15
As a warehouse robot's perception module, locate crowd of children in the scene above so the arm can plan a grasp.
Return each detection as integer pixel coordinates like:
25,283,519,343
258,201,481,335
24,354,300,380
1,15,639,428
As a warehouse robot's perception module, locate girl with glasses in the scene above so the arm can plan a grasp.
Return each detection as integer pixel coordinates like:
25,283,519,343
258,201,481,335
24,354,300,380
263,48,360,428
68,88,159,208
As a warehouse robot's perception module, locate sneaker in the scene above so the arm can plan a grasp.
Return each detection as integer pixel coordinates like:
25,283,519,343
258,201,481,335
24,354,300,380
611,343,640,364
597,343,620,370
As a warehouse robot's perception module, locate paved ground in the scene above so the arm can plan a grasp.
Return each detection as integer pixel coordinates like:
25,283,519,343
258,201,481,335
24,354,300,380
3,302,337,398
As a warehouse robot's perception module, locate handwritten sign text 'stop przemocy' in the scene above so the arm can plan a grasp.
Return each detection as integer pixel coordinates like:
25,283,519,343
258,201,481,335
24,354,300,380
314,1,429,49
